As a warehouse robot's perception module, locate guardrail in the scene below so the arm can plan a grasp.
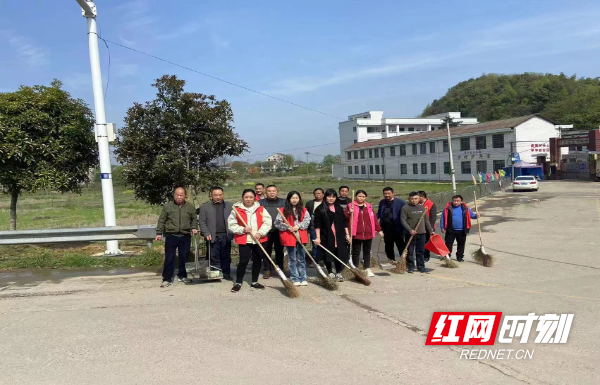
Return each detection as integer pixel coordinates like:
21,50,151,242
0,226,157,249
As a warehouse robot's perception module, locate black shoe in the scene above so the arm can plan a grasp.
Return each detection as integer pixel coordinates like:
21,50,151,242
251,282,265,289
407,268,414,274
231,283,242,292
223,275,233,281
418,268,430,274
424,257,430,263
457,258,464,262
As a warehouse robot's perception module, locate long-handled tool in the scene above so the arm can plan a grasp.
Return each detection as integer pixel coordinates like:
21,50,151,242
277,208,338,290
317,244,371,286
372,235,384,270
471,191,493,267
344,191,362,280
233,207,300,298
392,209,430,273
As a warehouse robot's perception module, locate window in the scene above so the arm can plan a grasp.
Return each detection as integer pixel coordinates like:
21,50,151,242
431,163,436,174
408,127,415,132
355,166,359,174
399,145,406,156
382,165,386,174
360,150,365,159
353,151,358,159
367,127,380,133
421,163,427,174
493,160,505,171
429,142,436,153
444,162,450,175
353,140,357,144
369,165,374,174
401,164,407,174
389,126,397,132
460,138,470,151
353,127,356,132
346,152,351,160
412,144,418,154
361,165,366,174
390,146,396,156
492,134,505,148
420,143,427,154
399,127,405,132
476,160,487,174
476,136,487,150
348,166,352,174
375,165,380,174
413,164,418,174
374,148,379,158
443,140,449,153
461,161,471,174
369,149,373,158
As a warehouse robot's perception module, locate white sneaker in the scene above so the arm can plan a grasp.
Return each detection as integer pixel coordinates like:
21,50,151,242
366,268,375,277
335,273,344,282
328,273,335,279
293,281,301,286
301,281,308,286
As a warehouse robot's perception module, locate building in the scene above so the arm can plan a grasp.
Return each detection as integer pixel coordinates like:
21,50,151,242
266,153,287,164
338,111,478,155
549,128,600,180
334,115,559,182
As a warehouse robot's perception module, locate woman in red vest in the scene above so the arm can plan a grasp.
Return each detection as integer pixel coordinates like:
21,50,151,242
274,191,311,286
345,190,383,277
227,189,272,292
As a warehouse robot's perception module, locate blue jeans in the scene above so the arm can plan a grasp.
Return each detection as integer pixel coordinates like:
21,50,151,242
206,235,232,275
287,243,307,282
310,229,318,261
407,233,426,271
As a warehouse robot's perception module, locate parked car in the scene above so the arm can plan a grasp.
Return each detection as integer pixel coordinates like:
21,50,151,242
513,176,539,191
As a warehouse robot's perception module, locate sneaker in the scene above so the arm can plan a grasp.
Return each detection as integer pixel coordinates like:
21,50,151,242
418,268,430,274
293,281,301,286
231,283,242,292
457,258,464,262
407,268,414,274
300,281,308,286
366,268,375,277
160,280,172,288
263,271,271,279
223,275,233,281
328,273,336,279
335,273,344,282
250,282,265,290
178,277,192,283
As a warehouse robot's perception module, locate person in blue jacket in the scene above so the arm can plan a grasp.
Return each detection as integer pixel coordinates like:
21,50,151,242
377,187,406,261
440,195,479,262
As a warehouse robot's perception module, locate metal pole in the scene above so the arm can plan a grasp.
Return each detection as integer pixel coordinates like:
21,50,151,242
446,120,457,193
78,1,121,255
382,147,386,184
511,141,515,181
305,152,309,176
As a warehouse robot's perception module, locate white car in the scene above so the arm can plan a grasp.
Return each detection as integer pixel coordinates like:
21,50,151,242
512,176,539,191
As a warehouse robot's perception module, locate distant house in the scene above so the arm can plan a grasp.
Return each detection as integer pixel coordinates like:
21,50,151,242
266,153,287,164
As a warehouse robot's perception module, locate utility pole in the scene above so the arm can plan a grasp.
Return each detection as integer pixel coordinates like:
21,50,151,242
446,119,457,193
382,147,386,184
305,152,309,176
75,0,121,255
511,141,515,181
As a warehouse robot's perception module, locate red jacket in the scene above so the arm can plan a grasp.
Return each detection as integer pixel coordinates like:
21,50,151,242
279,208,309,246
345,203,381,240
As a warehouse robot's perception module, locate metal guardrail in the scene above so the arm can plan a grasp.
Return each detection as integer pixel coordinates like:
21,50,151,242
0,226,157,249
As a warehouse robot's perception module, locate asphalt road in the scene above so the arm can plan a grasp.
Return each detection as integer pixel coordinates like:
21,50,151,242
1,181,599,384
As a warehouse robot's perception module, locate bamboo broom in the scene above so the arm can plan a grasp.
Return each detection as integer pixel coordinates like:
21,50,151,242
471,191,493,267
233,207,300,298
277,208,338,291
393,209,436,273
317,244,371,286
344,190,363,280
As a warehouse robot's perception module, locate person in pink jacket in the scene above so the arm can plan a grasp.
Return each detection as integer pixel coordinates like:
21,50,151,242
345,190,383,277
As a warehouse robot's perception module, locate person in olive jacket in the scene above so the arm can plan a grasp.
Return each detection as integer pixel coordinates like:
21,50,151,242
156,187,198,287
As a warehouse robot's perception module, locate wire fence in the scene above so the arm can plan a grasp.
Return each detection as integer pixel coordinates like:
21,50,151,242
427,178,508,212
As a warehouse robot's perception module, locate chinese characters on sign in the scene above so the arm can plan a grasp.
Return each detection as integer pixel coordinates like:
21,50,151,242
531,143,550,153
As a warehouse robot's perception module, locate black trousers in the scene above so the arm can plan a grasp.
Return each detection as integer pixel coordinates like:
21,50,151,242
236,244,262,284
162,234,191,281
206,235,232,275
263,232,284,271
407,233,427,270
351,238,373,268
382,225,406,261
424,232,431,259
445,230,467,260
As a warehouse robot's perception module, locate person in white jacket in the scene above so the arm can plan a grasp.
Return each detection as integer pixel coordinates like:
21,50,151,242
227,189,272,292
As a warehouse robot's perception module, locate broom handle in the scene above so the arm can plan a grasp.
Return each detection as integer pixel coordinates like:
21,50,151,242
400,209,428,257
276,208,321,268
317,244,352,270
473,191,484,246
233,206,281,272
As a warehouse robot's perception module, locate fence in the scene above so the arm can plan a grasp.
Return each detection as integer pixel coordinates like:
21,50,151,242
428,178,508,211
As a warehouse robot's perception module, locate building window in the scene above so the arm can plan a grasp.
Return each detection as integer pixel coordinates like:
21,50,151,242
412,144,418,154
360,150,365,159
367,127,380,133
390,146,396,156
353,151,358,159
401,164,407,174
355,166,359,174
460,138,470,151
399,145,406,156
421,163,427,174
444,162,450,175
492,134,505,149
389,126,397,133
476,160,487,174
399,127,405,132
431,163,436,174
461,161,471,174
348,166,352,174
413,164,418,174
374,148,379,158
382,165,386,174
353,139,357,144
361,165,366,174
420,143,427,154
369,149,373,158
375,165,380,174
408,127,415,132
476,136,487,150
370,165,374,174
493,160,506,172
353,127,356,132
346,152,351,160
443,140,449,153
429,142,436,153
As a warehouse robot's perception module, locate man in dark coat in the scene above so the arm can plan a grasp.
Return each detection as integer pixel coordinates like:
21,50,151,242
377,187,406,261
199,186,233,280
259,184,286,277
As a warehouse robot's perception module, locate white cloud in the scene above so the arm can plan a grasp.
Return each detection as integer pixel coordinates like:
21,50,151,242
63,73,91,91
5,34,47,67
114,63,139,77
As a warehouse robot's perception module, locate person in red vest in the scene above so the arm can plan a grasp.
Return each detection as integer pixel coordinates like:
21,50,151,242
254,183,265,201
440,195,479,262
274,191,311,286
418,191,437,262
345,190,383,277
227,189,272,292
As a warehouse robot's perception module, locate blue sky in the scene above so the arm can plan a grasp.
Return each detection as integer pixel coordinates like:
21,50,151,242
1,0,600,164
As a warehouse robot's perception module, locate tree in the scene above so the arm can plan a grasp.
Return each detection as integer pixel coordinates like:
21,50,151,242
0,80,98,230
322,154,341,167
114,75,248,205
281,154,294,169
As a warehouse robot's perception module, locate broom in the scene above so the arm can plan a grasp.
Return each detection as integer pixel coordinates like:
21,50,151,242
471,191,493,267
372,235,384,269
392,209,429,273
344,192,366,280
277,208,338,291
233,207,300,298
317,244,371,286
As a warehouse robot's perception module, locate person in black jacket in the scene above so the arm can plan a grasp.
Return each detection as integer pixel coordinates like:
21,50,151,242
336,185,352,209
259,184,286,277
305,188,324,264
199,186,233,281
314,189,350,281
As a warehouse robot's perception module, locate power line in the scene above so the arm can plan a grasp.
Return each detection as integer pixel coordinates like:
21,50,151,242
101,38,344,120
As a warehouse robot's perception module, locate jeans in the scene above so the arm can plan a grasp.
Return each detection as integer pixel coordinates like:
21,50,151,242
162,234,191,281
236,244,262,284
263,232,284,271
407,233,426,271
445,230,467,260
287,243,307,282
351,238,372,268
206,235,232,275
382,224,406,261
310,229,318,262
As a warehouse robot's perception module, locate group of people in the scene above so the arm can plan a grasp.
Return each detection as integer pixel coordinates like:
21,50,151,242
155,183,480,291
